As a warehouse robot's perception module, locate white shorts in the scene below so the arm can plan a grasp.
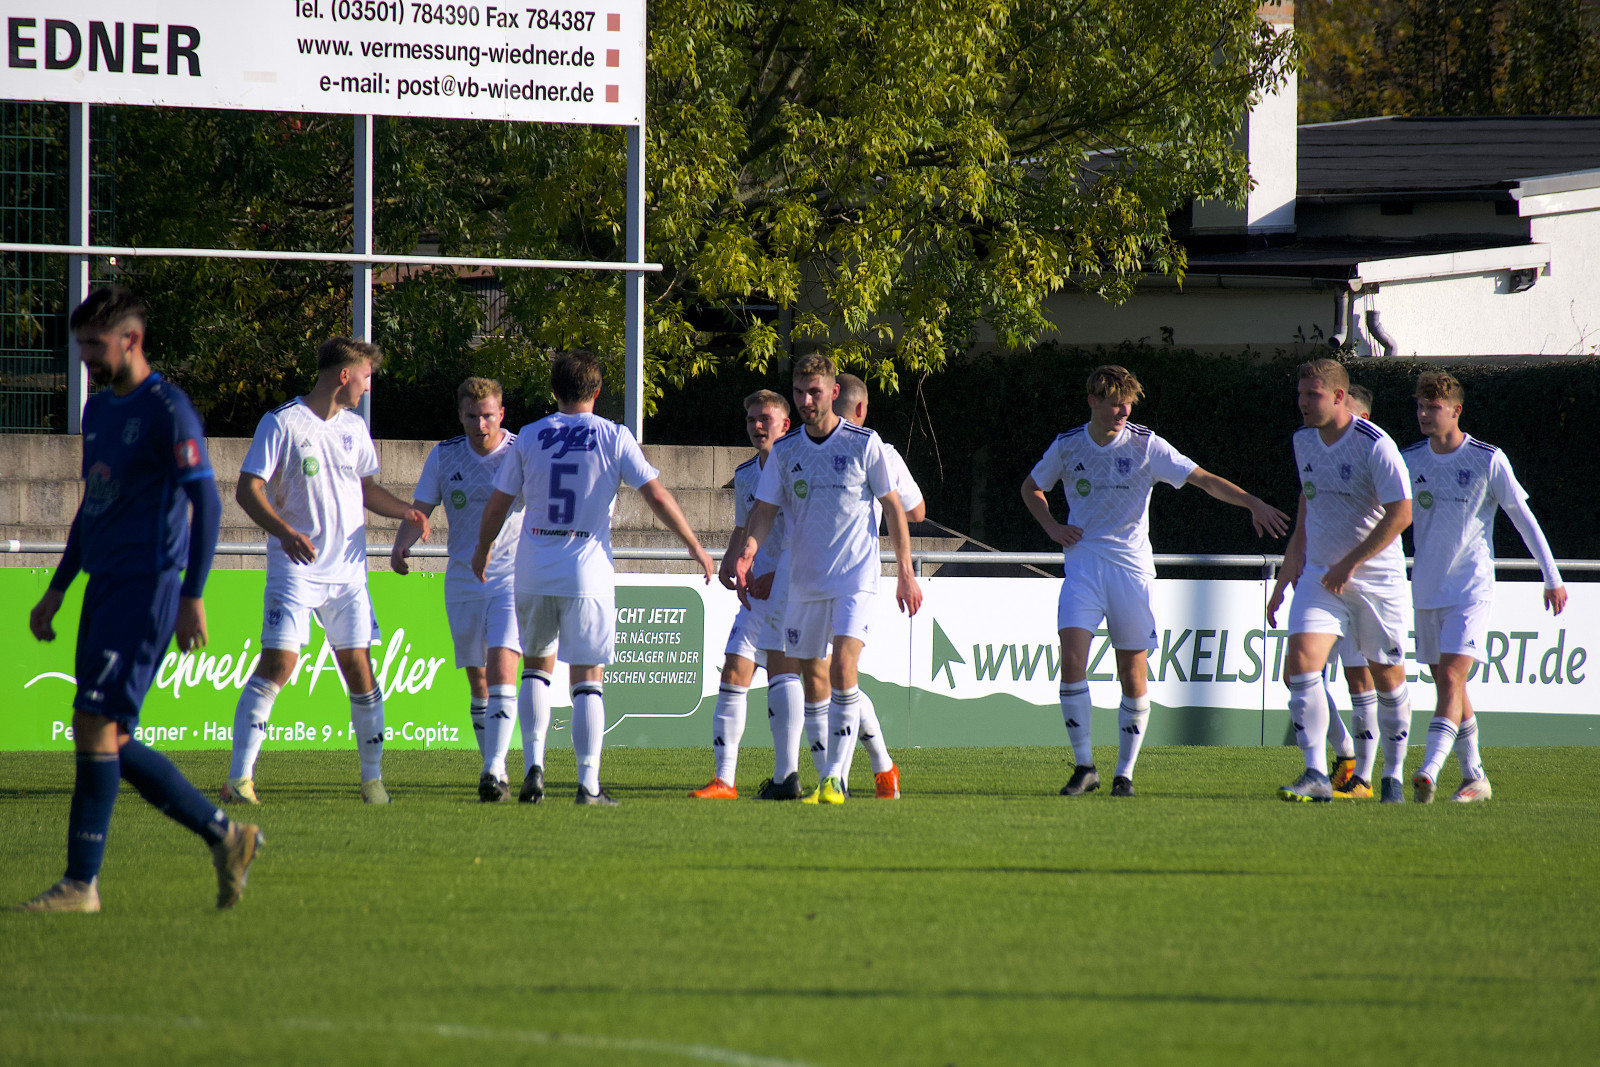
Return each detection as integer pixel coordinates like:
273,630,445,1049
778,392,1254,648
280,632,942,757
446,591,521,669
1415,601,1493,665
783,591,873,661
724,578,789,663
261,571,380,652
1057,554,1158,651
1288,573,1411,666
1336,635,1364,670
519,593,614,666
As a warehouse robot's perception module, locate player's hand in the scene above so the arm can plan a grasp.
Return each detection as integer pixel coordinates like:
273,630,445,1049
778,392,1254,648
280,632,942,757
176,596,208,652
896,567,923,617
390,545,411,576
1546,585,1568,615
748,571,775,601
717,553,739,591
1321,560,1355,595
472,545,490,583
733,551,755,609
1266,583,1287,627
405,509,431,543
29,587,63,642
282,527,317,565
1248,498,1292,539
693,546,715,586
1048,522,1083,547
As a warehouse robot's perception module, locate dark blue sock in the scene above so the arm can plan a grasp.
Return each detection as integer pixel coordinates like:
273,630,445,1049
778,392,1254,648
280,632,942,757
65,752,120,883
119,739,230,846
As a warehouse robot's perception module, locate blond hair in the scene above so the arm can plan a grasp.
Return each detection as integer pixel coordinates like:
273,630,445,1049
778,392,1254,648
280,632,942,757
457,376,504,408
1297,358,1349,393
743,388,789,414
1415,370,1465,405
317,337,383,373
1086,365,1144,403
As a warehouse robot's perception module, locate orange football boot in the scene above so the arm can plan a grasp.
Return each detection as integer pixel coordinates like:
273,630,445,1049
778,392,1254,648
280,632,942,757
690,777,738,799
874,765,901,799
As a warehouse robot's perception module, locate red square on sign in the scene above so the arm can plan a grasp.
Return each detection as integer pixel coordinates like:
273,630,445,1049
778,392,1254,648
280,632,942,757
605,85,619,103
607,13,620,30
606,49,619,67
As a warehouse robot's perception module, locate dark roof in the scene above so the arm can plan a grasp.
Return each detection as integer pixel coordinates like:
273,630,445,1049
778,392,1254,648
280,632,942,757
1299,116,1600,197
1181,235,1530,282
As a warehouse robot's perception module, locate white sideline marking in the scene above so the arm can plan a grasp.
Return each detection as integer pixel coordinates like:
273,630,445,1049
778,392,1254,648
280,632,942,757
37,1012,813,1067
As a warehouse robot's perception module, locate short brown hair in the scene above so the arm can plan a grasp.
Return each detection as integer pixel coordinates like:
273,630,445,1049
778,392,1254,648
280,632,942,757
1086,365,1144,403
743,388,789,414
1346,383,1374,415
317,337,383,373
1297,358,1349,393
792,353,837,381
834,372,868,414
551,349,603,403
1415,370,1465,405
70,285,146,333
457,376,504,408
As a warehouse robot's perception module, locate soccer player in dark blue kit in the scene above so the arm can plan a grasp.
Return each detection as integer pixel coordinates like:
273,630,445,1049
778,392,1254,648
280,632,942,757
13,286,263,913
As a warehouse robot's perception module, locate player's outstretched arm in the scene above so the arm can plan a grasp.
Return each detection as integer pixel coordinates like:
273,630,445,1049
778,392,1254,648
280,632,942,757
638,479,715,585
1266,498,1307,627
880,490,923,616
1185,468,1291,539
1020,475,1082,547
31,512,83,641
362,477,431,545
472,489,515,583
1494,472,1567,615
1323,498,1411,595
734,501,779,607
390,499,437,576
237,473,317,564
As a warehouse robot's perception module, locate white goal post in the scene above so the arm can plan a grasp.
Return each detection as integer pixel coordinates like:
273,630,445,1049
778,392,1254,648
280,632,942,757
0,0,656,436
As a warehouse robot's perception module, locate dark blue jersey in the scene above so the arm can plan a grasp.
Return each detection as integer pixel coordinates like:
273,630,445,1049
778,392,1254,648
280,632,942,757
77,372,214,577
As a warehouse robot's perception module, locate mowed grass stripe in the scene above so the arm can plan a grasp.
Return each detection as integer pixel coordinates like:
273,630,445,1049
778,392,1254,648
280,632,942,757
2,746,1597,1066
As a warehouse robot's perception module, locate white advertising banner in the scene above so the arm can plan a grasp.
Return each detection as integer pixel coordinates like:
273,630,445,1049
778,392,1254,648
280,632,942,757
2,0,646,124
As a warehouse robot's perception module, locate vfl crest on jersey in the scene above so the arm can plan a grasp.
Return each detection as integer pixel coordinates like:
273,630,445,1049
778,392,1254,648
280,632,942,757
1116,457,1132,475
786,627,800,645
537,424,598,458
342,433,354,452
833,455,848,472
121,418,142,445
1339,463,1353,481
1457,469,1472,486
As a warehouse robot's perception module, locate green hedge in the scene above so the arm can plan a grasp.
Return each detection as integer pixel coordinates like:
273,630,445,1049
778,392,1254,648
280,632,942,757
645,344,1600,566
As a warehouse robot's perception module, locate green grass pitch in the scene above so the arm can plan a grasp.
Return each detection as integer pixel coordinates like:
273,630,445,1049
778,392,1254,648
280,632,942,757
3,745,1598,1066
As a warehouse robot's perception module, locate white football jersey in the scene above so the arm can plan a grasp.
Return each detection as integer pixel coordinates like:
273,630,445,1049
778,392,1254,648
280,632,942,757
871,441,924,532
755,420,894,601
414,432,524,600
494,412,658,597
733,453,789,579
1293,418,1410,589
1028,423,1196,577
1403,434,1561,608
241,399,379,585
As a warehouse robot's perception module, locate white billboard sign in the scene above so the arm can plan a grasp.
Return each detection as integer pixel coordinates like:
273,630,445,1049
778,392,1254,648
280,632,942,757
2,0,646,124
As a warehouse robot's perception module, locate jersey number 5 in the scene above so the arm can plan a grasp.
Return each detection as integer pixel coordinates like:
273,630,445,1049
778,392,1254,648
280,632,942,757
549,463,579,524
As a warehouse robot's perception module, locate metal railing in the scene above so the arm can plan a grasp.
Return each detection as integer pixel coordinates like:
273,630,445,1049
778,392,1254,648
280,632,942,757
5,540,1596,578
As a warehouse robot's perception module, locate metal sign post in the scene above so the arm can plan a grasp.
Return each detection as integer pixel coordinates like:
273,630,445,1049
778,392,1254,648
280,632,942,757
353,114,374,427
624,125,646,439
66,103,90,435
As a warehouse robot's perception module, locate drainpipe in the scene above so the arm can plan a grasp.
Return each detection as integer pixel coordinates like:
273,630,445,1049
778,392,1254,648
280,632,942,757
1365,308,1398,358
1328,284,1360,351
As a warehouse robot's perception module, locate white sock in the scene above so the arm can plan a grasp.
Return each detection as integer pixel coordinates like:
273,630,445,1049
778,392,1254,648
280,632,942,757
1455,716,1485,780
767,673,804,781
1288,673,1329,773
804,699,829,780
856,691,894,775
1325,680,1355,760
1114,694,1151,780
469,696,488,758
351,687,385,783
570,680,605,794
712,683,748,784
1378,685,1411,780
1350,689,1379,781
824,687,861,781
1060,681,1093,767
1419,716,1458,783
483,684,516,781
228,675,280,780
519,669,552,775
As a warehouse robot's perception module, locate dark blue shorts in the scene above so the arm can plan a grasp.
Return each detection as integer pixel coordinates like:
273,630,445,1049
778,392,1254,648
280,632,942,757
73,570,182,724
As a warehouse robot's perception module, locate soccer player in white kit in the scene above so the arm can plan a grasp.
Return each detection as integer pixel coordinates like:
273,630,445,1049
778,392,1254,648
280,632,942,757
223,338,432,806
830,372,926,799
734,353,923,806
392,377,526,802
1404,371,1566,803
1023,365,1288,797
1277,359,1414,804
474,350,714,805
1268,382,1380,798
690,390,808,800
